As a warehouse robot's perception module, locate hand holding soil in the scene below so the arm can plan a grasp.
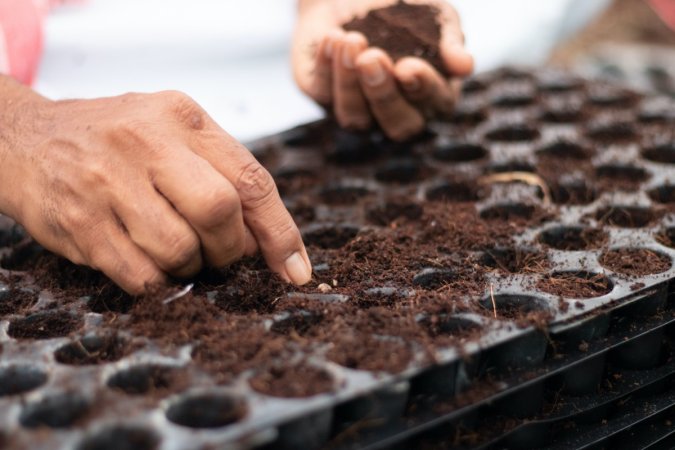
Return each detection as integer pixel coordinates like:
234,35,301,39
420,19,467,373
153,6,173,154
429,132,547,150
0,76,312,294
293,0,473,141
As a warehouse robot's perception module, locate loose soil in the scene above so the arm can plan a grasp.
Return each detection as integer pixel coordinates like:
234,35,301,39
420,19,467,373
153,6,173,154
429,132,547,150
537,272,613,299
599,248,672,276
249,363,335,398
343,1,448,76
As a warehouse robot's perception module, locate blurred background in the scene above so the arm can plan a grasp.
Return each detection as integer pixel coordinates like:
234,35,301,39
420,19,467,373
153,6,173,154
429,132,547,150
34,0,674,141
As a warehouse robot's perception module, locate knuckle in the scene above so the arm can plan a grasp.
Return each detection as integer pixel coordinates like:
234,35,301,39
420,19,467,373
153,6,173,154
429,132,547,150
194,187,240,229
337,112,372,130
161,90,205,130
387,118,425,142
235,162,277,206
162,231,200,270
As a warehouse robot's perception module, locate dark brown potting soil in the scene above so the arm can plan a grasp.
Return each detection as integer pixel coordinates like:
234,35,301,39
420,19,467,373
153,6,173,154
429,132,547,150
536,272,613,299
249,363,336,398
0,289,37,316
599,248,672,276
343,1,448,76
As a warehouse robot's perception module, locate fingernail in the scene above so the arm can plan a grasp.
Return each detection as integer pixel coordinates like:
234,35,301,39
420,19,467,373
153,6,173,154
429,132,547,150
402,75,421,92
284,252,312,285
342,43,357,69
361,58,386,86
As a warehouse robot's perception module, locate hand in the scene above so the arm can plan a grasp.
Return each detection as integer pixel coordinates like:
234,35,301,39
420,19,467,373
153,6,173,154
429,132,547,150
0,78,312,294
293,0,473,141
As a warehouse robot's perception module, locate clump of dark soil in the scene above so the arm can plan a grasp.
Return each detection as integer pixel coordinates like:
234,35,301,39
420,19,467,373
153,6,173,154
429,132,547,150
8,310,82,340
599,248,672,276
537,272,613,299
249,363,335,398
343,1,448,76
0,289,37,316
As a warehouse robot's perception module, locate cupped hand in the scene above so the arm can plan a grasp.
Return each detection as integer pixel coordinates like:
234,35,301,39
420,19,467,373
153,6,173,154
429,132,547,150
293,0,474,141
2,89,312,294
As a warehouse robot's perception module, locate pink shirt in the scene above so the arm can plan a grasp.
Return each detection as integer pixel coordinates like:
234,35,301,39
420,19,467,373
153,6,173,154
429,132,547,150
0,0,46,85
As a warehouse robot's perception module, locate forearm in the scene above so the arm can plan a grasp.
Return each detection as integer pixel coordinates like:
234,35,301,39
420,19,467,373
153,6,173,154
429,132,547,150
0,75,51,218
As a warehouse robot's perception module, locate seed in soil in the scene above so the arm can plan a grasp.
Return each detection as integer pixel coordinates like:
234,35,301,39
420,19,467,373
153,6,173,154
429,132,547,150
426,180,486,203
599,248,672,276
0,288,37,316
485,124,540,142
249,363,335,398
648,185,675,204
0,364,48,396
107,364,180,396
432,141,488,162
537,272,613,299
538,226,608,251
480,203,536,221
55,333,129,365
537,141,590,159
593,206,657,228
477,247,549,273
166,393,247,429
19,392,89,428
642,143,675,164
8,310,82,340
302,223,360,249
76,426,160,450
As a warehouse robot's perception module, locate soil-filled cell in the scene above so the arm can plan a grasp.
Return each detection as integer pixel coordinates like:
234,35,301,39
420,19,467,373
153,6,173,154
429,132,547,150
537,272,613,299
302,224,360,249
249,364,335,398
432,142,487,162
594,206,657,228
599,248,672,276
166,393,247,429
588,87,635,107
648,185,675,204
76,426,160,450
0,288,37,316
0,364,48,396
319,184,372,205
642,143,675,164
595,165,649,184
412,268,457,289
480,203,536,221
419,314,480,338
550,180,597,205
539,226,608,251
426,180,486,202
586,122,637,142
107,364,180,395
486,124,540,142
366,200,423,226
492,92,535,108
375,159,425,183
19,392,89,428
55,334,129,365
327,334,413,374
8,310,82,340
270,309,323,336
477,247,549,273
478,294,553,322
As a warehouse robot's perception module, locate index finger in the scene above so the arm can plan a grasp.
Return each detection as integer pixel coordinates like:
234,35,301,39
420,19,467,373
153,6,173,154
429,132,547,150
189,126,312,286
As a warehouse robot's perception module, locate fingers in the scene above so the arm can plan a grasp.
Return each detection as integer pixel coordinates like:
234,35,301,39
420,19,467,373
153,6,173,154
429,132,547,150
438,7,473,76
112,181,203,279
187,133,311,285
149,148,255,269
307,31,340,105
83,223,166,295
333,31,372,129
394,57,460,117
355,48,425,141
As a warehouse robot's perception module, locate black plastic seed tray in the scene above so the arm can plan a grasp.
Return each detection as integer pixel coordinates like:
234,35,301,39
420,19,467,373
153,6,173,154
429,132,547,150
1,67,675,450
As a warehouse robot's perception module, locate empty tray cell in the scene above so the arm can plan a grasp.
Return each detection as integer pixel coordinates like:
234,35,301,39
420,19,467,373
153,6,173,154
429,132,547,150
540,98,584,123
486,124,540,142
165,392,247,429
302,223,360,249
539,226,608,251
550,179,598,205
0,364,48,396
8,310,82,340
412,268,457,289
599,248,672,276
586,121,637,143
594,206,658,228
55,333,129,365
642,142,675,164
20,392,89,428
76,425,160,450
587,85,636,108
537,141,591,160
375,158,427,183
425,179,488,202
537,271,613,299
648,184,675,204
595,165,650,186
432,141,488,162
107,364,183,396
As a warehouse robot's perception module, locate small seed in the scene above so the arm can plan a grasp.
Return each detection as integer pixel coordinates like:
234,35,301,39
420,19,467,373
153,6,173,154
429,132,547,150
318,283,332,293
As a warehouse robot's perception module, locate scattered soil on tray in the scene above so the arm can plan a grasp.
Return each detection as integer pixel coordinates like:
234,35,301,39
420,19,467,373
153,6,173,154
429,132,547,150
0,289,37,316
249,363,335,398
343,1,448,76
536,272,613,299
599,248,672,276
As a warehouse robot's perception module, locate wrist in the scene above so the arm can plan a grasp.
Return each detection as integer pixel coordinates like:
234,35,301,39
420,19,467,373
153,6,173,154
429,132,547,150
0,75,53,220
